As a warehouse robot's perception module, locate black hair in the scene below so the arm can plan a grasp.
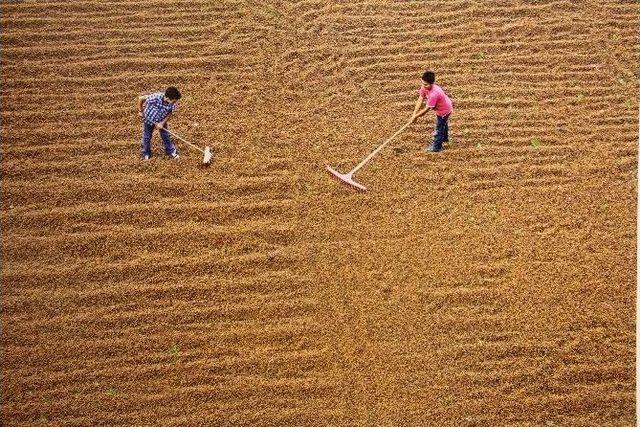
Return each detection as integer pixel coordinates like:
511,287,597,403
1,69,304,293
165,86,182,100
422,70,435,84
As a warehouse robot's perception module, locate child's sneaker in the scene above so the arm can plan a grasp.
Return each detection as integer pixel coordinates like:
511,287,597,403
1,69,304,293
169,153,179,160
143,155,150,161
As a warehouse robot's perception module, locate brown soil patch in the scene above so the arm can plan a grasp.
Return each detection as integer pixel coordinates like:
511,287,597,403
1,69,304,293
1,1,637,425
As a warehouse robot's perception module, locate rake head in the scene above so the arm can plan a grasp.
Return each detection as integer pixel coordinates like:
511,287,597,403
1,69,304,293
202,146,213,165
326,165,366,191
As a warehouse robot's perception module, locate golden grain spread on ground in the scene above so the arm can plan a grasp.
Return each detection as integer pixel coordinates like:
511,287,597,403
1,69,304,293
1,1,638,425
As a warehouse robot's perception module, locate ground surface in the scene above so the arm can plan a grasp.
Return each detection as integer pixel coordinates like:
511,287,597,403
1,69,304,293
1,1,638,426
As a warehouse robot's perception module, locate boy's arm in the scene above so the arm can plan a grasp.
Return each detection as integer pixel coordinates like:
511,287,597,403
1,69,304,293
137,95,147,116
412,95,424,116
415,106,431,118
411,96,431,123
156,112,172,129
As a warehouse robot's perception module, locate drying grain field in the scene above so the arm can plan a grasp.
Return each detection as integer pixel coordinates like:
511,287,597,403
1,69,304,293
1,1,638,426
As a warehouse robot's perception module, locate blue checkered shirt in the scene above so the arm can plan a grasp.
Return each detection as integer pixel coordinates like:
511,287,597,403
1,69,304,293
143,92,176,124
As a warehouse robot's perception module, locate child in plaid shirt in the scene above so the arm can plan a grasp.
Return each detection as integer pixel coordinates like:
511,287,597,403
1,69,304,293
137,86,181,160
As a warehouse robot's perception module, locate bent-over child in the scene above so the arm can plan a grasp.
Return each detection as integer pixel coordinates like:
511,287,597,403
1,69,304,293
411,70,453,153
137,86,182,160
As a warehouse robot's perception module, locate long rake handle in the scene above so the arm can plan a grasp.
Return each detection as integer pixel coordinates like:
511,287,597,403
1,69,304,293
350,120,412,175
144,119,204,153
158,126,205,154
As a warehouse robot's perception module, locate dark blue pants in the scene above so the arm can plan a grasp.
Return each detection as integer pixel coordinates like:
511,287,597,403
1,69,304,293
432,114,450,150
141,122,177,158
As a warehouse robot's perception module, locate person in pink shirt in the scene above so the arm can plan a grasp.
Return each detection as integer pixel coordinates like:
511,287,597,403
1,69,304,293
411,70,453,152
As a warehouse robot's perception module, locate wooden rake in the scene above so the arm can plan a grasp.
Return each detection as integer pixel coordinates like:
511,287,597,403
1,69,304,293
146,119,212,165
326,120,412,191
161,126,213,165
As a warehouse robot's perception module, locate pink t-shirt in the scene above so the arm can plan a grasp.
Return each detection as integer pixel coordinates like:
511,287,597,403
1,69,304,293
419,84,453,117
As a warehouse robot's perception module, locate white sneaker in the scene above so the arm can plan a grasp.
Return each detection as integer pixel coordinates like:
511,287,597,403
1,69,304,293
143,155,150,161
169,153,179,160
